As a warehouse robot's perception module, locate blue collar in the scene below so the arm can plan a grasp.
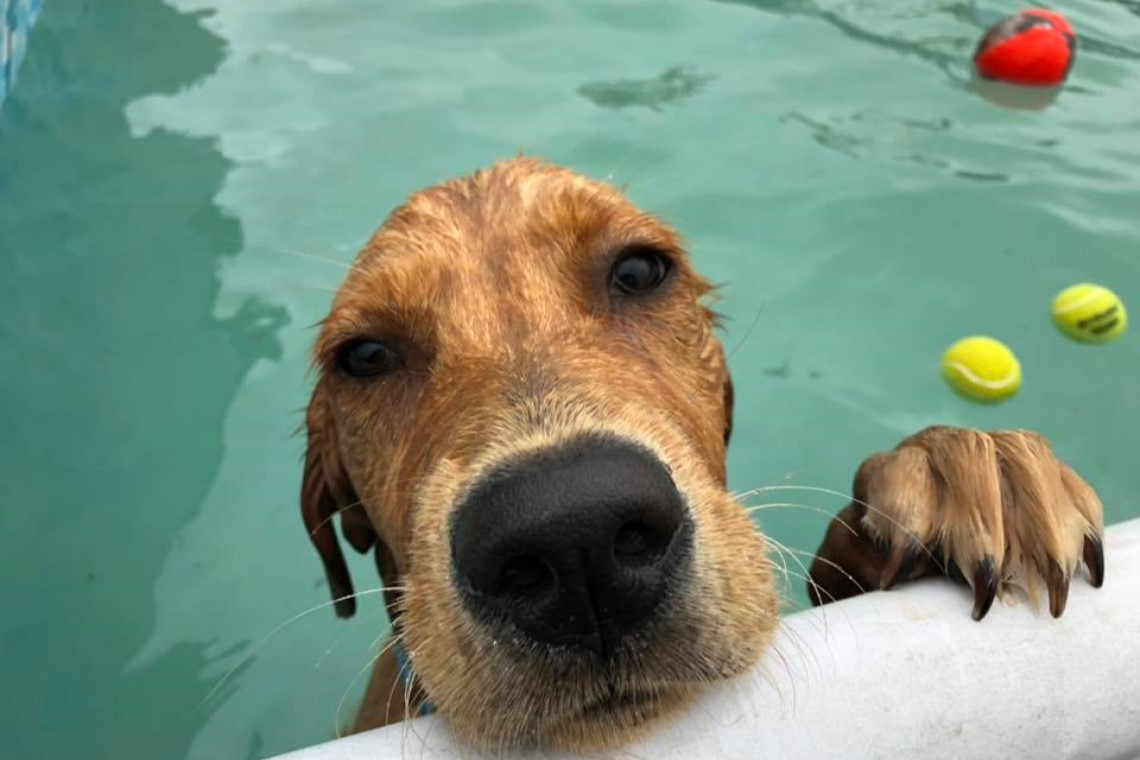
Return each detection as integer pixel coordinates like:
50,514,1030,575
393,641,436,716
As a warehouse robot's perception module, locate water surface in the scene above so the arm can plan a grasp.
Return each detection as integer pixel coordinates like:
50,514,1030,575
2,1,1137,757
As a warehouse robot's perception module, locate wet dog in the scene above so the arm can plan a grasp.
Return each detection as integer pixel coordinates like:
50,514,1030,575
301,158,1105,751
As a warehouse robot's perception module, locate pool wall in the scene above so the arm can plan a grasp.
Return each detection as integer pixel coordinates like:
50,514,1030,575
1,0,43,107
270,518,1140,760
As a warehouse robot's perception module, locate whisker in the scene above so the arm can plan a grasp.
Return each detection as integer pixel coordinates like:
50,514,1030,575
269,245,359,272
765,538,795,594
369,626,393,653
753,659,787,716
764,535,815,595
623,170,684,199
383,631,429,734
767,623,832,716
336,635,400,741
406,690,438,760
398,635,437,760
768,542,865,679
774,561,859,610
757,539,818,631
764,534,861,642
400,664,415,758
602,149,639,187
196,587,401,711
743,501,859,536
401,645,418,755
726,305,765,360
415,685,446,760
782,544,869,600
745,484,944,569
743,501,866,601
306,473,463,538
613,160,661,200
384,638,407,737
772,615,823,682
314,606,385,671
770,537,866,608
764,536,830,639
308,500,366,537
764,641,799,718
291,283,341,294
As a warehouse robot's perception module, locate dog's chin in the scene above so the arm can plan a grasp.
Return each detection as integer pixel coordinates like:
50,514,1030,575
541,685,694,752
437,670,701,752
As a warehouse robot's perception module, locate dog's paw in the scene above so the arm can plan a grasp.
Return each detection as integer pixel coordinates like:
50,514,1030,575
808,426,1105,619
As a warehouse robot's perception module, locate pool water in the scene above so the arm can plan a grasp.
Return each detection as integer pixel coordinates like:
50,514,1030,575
2,1,1137,758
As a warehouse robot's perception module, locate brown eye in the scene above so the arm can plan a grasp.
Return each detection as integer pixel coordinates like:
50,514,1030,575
337,340,401,378
609,247,672,296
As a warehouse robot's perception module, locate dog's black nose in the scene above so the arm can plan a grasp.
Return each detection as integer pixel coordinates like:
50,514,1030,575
451,436,692,656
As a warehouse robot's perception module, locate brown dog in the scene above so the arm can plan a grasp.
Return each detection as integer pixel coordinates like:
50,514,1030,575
301,158,1105,751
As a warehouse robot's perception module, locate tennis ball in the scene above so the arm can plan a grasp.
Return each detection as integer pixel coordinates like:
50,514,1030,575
1051,283,1127,343
941,336,1022,402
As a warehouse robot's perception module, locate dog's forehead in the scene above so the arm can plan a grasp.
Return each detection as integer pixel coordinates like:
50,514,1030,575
321,159,689,341
362,159,654,268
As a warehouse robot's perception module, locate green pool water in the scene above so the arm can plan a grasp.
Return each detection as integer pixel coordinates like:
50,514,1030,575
2,1,1138,758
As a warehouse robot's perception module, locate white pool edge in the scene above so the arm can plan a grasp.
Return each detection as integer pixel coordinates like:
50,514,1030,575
269,517,1140,760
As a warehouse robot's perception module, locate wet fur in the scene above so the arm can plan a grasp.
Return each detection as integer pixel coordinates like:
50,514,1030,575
301,158,1105,751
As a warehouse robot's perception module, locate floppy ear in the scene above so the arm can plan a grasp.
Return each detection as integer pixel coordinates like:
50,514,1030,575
302,382,376,618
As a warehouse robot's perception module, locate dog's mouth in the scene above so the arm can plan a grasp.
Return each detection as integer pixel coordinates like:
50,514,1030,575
529,678,693,750
574,685,662,718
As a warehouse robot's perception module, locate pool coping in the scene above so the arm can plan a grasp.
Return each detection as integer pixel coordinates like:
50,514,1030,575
267,517,1140,760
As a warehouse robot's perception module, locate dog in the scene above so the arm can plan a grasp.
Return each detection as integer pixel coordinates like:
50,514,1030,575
300,157,1105,751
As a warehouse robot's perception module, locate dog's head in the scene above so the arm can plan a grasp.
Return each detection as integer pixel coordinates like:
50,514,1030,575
302,158,778,750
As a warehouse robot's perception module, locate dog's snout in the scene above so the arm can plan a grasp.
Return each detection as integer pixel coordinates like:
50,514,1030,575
451,437,692,655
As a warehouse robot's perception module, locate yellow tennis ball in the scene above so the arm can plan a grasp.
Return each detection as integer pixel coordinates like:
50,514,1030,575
1051,283,1127,343
941,336,1022,402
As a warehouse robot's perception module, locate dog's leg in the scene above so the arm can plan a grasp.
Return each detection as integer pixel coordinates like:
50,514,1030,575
808,426,1105,619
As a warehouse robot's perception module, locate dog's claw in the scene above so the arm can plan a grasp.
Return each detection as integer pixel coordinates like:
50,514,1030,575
1045,561,1070,618
971,558,999,621
879,541,922,591
1083,534,1105,588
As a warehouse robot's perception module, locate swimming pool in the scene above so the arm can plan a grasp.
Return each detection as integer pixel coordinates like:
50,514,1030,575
1,1,1137,758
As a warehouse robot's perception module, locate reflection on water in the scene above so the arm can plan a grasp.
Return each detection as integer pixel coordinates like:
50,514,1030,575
970,78,1063,111
713,0,981,81
0,2,283,758
579,66,713,111
778,111,1011,181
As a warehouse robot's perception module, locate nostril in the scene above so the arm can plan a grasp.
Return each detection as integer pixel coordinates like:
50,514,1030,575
613,520,670,566
498,555,555,598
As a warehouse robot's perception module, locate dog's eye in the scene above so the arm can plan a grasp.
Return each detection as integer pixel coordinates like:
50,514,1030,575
337,339,401,378
609,247,672,296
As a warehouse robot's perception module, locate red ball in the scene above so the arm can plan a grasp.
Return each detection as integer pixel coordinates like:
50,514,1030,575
974,9,1076,87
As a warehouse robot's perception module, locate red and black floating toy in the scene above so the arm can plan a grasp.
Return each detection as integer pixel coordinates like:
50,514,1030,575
974,9,1076,87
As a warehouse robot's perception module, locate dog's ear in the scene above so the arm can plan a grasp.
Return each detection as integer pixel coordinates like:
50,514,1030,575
722,372,735,446
302,382,376,618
